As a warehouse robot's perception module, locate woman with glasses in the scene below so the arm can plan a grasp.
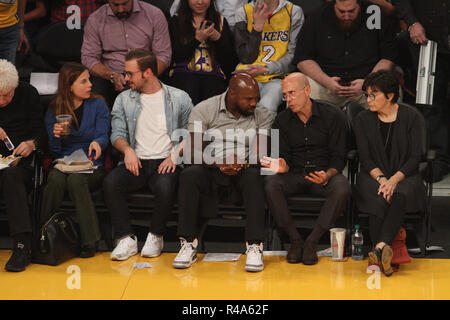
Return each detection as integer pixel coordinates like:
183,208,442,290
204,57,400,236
353,70,426,276
168,0,238,105
40,62,110,258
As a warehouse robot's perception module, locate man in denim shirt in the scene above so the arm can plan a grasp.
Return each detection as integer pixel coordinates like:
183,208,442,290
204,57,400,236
103,49,193,261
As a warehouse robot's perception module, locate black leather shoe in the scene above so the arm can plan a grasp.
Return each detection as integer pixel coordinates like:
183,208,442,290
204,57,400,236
5,244,31,272
80,244,96,258
287,240,303,264
302,243,318,265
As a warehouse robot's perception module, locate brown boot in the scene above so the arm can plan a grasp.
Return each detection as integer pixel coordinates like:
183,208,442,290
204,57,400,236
287,240,303,264
381,245,394,277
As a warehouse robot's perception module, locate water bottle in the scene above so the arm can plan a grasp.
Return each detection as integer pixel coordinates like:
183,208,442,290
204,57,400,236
351,224,364,261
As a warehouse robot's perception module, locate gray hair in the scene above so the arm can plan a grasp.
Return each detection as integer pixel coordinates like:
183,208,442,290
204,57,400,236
0,59,19,92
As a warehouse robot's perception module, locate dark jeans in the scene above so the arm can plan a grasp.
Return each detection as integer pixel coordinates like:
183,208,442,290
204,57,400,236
40,168,106,245
0,165,33,236
264,173,351,242
103,160,179,239
169,72,227,105
369,193,406,246
177,165,266,242
0,23,20,64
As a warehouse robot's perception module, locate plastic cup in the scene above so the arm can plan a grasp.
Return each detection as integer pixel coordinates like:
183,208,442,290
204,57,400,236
56,114,72,136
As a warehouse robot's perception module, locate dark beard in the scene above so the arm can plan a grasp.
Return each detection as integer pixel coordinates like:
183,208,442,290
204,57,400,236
333,10,362,33
115,11,131,19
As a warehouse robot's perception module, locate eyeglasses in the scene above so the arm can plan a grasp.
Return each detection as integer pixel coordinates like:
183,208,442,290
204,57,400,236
282,85,308,101
123,70,142,78
363,92,383,101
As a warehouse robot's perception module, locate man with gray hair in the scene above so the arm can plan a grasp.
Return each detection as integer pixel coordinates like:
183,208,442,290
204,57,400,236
262,72,350,265
0,59,46,272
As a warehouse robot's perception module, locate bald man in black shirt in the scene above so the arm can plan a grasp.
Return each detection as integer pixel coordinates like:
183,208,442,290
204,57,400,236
262,73,351,265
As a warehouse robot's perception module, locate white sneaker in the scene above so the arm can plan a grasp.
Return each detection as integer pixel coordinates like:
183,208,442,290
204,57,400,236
245,242,264,272
110,235,138,261
173,238,198,269
141,232,163,258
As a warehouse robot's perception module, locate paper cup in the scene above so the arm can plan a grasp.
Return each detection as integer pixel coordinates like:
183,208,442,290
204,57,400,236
329,228,347,262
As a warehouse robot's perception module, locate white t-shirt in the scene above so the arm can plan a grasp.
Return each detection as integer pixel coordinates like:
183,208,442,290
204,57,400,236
134,89,173,160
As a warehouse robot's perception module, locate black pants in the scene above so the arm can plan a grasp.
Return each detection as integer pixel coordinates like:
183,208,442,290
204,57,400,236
369,193,406,246
169,72,227,106
408,42,450,162
264,173,351,242
177,165,266,242
0,165,33,236
103,160,179,239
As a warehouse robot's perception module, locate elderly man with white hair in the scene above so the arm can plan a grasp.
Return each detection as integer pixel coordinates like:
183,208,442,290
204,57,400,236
0,59,46,272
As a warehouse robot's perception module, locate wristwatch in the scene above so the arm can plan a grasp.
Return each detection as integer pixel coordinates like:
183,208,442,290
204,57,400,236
109,72,116,84
376,175,385,182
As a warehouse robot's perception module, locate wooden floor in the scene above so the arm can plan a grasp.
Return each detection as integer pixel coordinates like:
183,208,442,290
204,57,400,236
1,250,450,300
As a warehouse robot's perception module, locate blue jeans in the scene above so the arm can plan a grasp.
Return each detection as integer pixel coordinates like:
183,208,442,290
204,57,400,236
258,80,284,114
0,23,19,64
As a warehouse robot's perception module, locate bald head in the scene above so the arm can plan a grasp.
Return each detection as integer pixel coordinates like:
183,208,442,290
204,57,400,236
226,73,260,116
229,73,259,93
283,72,309,88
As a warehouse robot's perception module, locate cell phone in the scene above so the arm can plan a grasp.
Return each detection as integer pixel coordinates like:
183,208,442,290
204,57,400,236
338,80,351,87
204,20,213,28
304,164,317,175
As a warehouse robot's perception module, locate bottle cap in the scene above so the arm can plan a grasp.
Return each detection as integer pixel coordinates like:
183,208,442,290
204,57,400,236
355,224,360,229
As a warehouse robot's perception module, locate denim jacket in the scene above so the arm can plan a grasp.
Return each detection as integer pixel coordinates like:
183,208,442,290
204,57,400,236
110,82,193,152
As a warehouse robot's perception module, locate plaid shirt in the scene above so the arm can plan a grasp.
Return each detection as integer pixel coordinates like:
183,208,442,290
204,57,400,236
51,0,105,24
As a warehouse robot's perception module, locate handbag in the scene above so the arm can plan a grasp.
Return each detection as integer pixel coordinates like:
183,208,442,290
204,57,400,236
32,212,81,266
391,227,411,265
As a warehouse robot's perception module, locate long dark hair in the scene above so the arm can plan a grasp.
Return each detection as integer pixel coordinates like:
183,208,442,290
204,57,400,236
50,62,101,129
175,0,221,57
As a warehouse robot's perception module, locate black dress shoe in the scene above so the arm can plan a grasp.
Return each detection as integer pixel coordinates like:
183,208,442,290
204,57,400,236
80,244,96,258
287,240,303,264
5,245,31,272
302,243,318,265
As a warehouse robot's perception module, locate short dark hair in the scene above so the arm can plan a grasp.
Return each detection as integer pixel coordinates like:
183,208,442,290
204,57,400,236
362,70,399,103
125,49,157,75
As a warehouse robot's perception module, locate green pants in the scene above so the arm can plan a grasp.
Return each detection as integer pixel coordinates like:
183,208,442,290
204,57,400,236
40,168,106,246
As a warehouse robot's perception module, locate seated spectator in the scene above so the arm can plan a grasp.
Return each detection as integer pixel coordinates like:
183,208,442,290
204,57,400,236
168,0,238,105
170,0,248,31
263,72,351,265
294,0,397,108
326,0,396,15
40,62,110,258
0,0,30,64
50,0,105,25
0,59,46,272
103,49,193,262
353,70,426,277
81,0,172,108
234,0,304,113
172,73,274,272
